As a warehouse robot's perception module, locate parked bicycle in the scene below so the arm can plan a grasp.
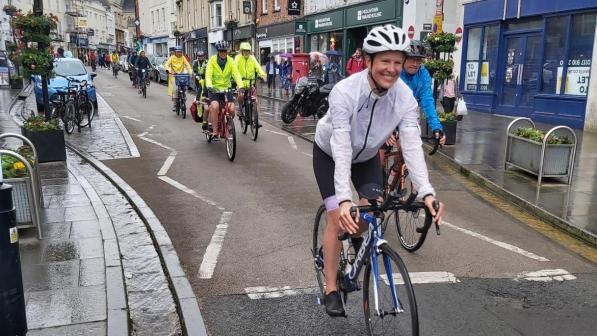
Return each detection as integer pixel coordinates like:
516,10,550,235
173,73,189,118
381,133,441,252
50,75,95,134
204,89,236,162
238,79,260,141
313,191,436,335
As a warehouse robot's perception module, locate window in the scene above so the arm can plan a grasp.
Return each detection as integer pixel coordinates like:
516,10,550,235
262,0,267,14
464,27,482,91
211,1,223,28
275,0,281,11
480,25,498,91
286,37,294,53
542,13,596,96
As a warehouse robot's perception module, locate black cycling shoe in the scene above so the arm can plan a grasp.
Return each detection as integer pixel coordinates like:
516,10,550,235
324,291,345,317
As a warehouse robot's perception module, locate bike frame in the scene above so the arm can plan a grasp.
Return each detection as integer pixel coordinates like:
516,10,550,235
342,212,401,315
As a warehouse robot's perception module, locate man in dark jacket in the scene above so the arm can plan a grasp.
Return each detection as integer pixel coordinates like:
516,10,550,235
135,50,151,93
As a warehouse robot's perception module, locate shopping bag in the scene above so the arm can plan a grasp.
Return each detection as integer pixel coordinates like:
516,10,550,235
456,97,468,116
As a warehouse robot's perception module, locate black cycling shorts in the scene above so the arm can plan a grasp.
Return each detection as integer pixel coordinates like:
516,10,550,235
313,143,382,211
208,91,234,104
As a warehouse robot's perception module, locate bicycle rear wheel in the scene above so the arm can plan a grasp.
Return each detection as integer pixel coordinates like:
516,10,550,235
250,104,258,141
225,116,236,161
241,104,249,134
64,102,76,134
363,243,418,336
142,83,147,98
77,101,94,128
181,96,186,119
386,200,432,252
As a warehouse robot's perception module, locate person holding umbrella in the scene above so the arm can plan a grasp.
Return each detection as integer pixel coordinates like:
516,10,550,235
324,50,343,84
265,56,277,91
346,48,366,76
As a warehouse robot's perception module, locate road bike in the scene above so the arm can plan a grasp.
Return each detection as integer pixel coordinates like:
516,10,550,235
112,64,120,78
381,133,441,252
50,76,95,134
204,89,236,162
173,73,189,119
238,80,260,141
313,192,434,335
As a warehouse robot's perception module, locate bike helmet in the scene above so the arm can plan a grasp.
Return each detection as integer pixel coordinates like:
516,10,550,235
196,50,206,57
363,24,410,55
174,46,183,52
407,40,429,58
215,41,230,51
239,42,252,51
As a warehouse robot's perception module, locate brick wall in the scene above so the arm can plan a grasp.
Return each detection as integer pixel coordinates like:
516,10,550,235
257,0,303,27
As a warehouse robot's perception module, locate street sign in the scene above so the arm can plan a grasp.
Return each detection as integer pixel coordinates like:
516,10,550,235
433,14,443,33
407,25,415,39
242,1,251,14
134,19,140,26
423,23,432,31
288,0,300,16
295,21,306,35
455,27,463,43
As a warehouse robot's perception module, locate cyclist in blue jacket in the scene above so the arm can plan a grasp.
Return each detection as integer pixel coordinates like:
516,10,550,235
400,40,446,145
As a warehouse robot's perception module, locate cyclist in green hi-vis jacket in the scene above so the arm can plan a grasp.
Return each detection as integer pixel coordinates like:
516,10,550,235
234,42,267,120
205,41,244,137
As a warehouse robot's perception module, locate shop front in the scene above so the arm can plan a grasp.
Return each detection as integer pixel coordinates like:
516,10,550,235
225,24,254,53
305,0,403,68
461,0,597,129
256,22,297,65
186,28,208,56
144,36,171,57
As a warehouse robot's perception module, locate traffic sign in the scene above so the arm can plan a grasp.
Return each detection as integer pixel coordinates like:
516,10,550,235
455,27,463,43
407,26,415,39
134,19,140,26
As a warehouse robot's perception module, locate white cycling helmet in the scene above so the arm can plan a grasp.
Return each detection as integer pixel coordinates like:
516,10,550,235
363,24,410,55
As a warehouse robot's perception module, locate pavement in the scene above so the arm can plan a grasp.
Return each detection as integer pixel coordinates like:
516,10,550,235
256,81,597,246
1,85,205,335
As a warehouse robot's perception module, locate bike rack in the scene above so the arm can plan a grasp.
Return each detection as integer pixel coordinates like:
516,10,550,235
0,149,43,239
0,133,43,205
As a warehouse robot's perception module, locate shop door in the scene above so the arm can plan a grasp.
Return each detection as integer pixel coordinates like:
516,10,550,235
499,34,541,113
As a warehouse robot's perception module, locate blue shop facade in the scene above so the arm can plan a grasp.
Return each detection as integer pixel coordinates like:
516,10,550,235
460,0,597,128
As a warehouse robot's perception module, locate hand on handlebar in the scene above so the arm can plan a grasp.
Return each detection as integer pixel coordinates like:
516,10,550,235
433,129,446,146
339,201,359,235
423,195,444,234
385,132,398,147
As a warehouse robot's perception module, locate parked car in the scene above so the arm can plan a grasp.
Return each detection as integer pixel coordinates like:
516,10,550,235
33,58,97,112
153,56,168,83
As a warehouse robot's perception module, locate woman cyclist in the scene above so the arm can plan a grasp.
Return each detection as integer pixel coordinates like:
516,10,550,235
313,24,445,317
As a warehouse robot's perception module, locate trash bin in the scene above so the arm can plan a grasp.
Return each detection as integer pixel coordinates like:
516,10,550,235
291,53,310,86
0,183,27,336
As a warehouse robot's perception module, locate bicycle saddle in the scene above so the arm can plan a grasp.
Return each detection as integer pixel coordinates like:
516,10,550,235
358,183,383,202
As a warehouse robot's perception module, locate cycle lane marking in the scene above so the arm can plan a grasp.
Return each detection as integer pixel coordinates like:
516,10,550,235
122,115,143,122
442,221,549,261
288,136,298,150
158,175,222,209
514,269,577,282
157,152,177,176
198,211,233,279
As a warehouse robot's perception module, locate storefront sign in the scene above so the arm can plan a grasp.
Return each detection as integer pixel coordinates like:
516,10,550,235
77,18,87,28
295,22,307,35
243,1,252,14
226,25,254,41
308,11,343,33
466,62,478,90
256,22,295,40
346,0,396,27
288,0,301,16
479,62,489,91
423,23,433,31
557,66,591,95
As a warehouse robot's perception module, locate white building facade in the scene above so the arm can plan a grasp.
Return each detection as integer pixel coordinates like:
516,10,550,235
139,0,176,57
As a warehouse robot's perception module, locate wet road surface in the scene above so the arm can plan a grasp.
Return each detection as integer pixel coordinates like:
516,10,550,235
91,69,597,335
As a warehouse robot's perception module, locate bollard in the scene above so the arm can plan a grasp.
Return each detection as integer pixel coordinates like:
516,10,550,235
0,183,28,336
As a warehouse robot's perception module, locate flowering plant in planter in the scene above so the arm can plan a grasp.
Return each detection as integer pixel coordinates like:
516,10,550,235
514,127,572,145
424,59,454,81
11,12,59,33
10,12,58,78
24,115,60,132
425,32,456,53
1,146,34,178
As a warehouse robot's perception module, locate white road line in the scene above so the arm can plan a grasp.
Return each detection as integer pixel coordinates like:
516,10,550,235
138,135,175,151
514,269,576,282
244,286,319,299
443,221,549,262
288,136,298,150
138,131,148,137
157,152,177,176
381,272,460,286
122,116,142,122
263,129,288,136
198,211,233,279
301,152,313,158
158,176,220,208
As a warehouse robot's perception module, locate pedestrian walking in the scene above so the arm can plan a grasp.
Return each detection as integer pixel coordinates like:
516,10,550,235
105,53,111,69
345,48,366,76
309,54,324,84
325,55,343,84
99,53,105,68
440,75,458,113
265,56,277,91
279,58,292,94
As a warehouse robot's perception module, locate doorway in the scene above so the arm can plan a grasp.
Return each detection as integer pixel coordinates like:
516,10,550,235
499,33,542,114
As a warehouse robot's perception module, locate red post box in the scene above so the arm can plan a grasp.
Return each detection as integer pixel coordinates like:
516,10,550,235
291,53,310,86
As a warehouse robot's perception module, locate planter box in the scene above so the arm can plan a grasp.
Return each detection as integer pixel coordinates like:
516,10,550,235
4,177,35,228
21,127,66,163
506,135,574,176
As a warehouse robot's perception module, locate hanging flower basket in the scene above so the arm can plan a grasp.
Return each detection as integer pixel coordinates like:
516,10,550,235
425,32,456,54
11,12,59,34
3,4,20,16
424,59,454,81
18,48,54,78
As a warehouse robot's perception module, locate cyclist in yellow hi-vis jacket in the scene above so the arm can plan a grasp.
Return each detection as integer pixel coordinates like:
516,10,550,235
205,41,244,137
165,46,193,111
234,42,267,119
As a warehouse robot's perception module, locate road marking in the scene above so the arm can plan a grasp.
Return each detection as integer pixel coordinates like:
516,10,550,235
158,175,220,208
301,152,313,158
157,152,177,176
263,129,287,136
138,134,175,151
288,136,298,150
122,116,142,122
244,286,319,299
381,272,460,286
514,269,576,282
198,211,233,279
443,221,549,262
138,131,148,137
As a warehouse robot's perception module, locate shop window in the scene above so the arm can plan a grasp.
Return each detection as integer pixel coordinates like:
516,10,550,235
286,37,294,53
541,16,567,94
481,25,498,91
464,27,482,91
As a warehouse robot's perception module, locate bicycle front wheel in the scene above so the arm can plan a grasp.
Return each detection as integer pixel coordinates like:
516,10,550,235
181,97,186,119
250,104,258,141
225,116,236,161
386,201,432,253
77,101,95,128
363,243,418,336
64,102,76,134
